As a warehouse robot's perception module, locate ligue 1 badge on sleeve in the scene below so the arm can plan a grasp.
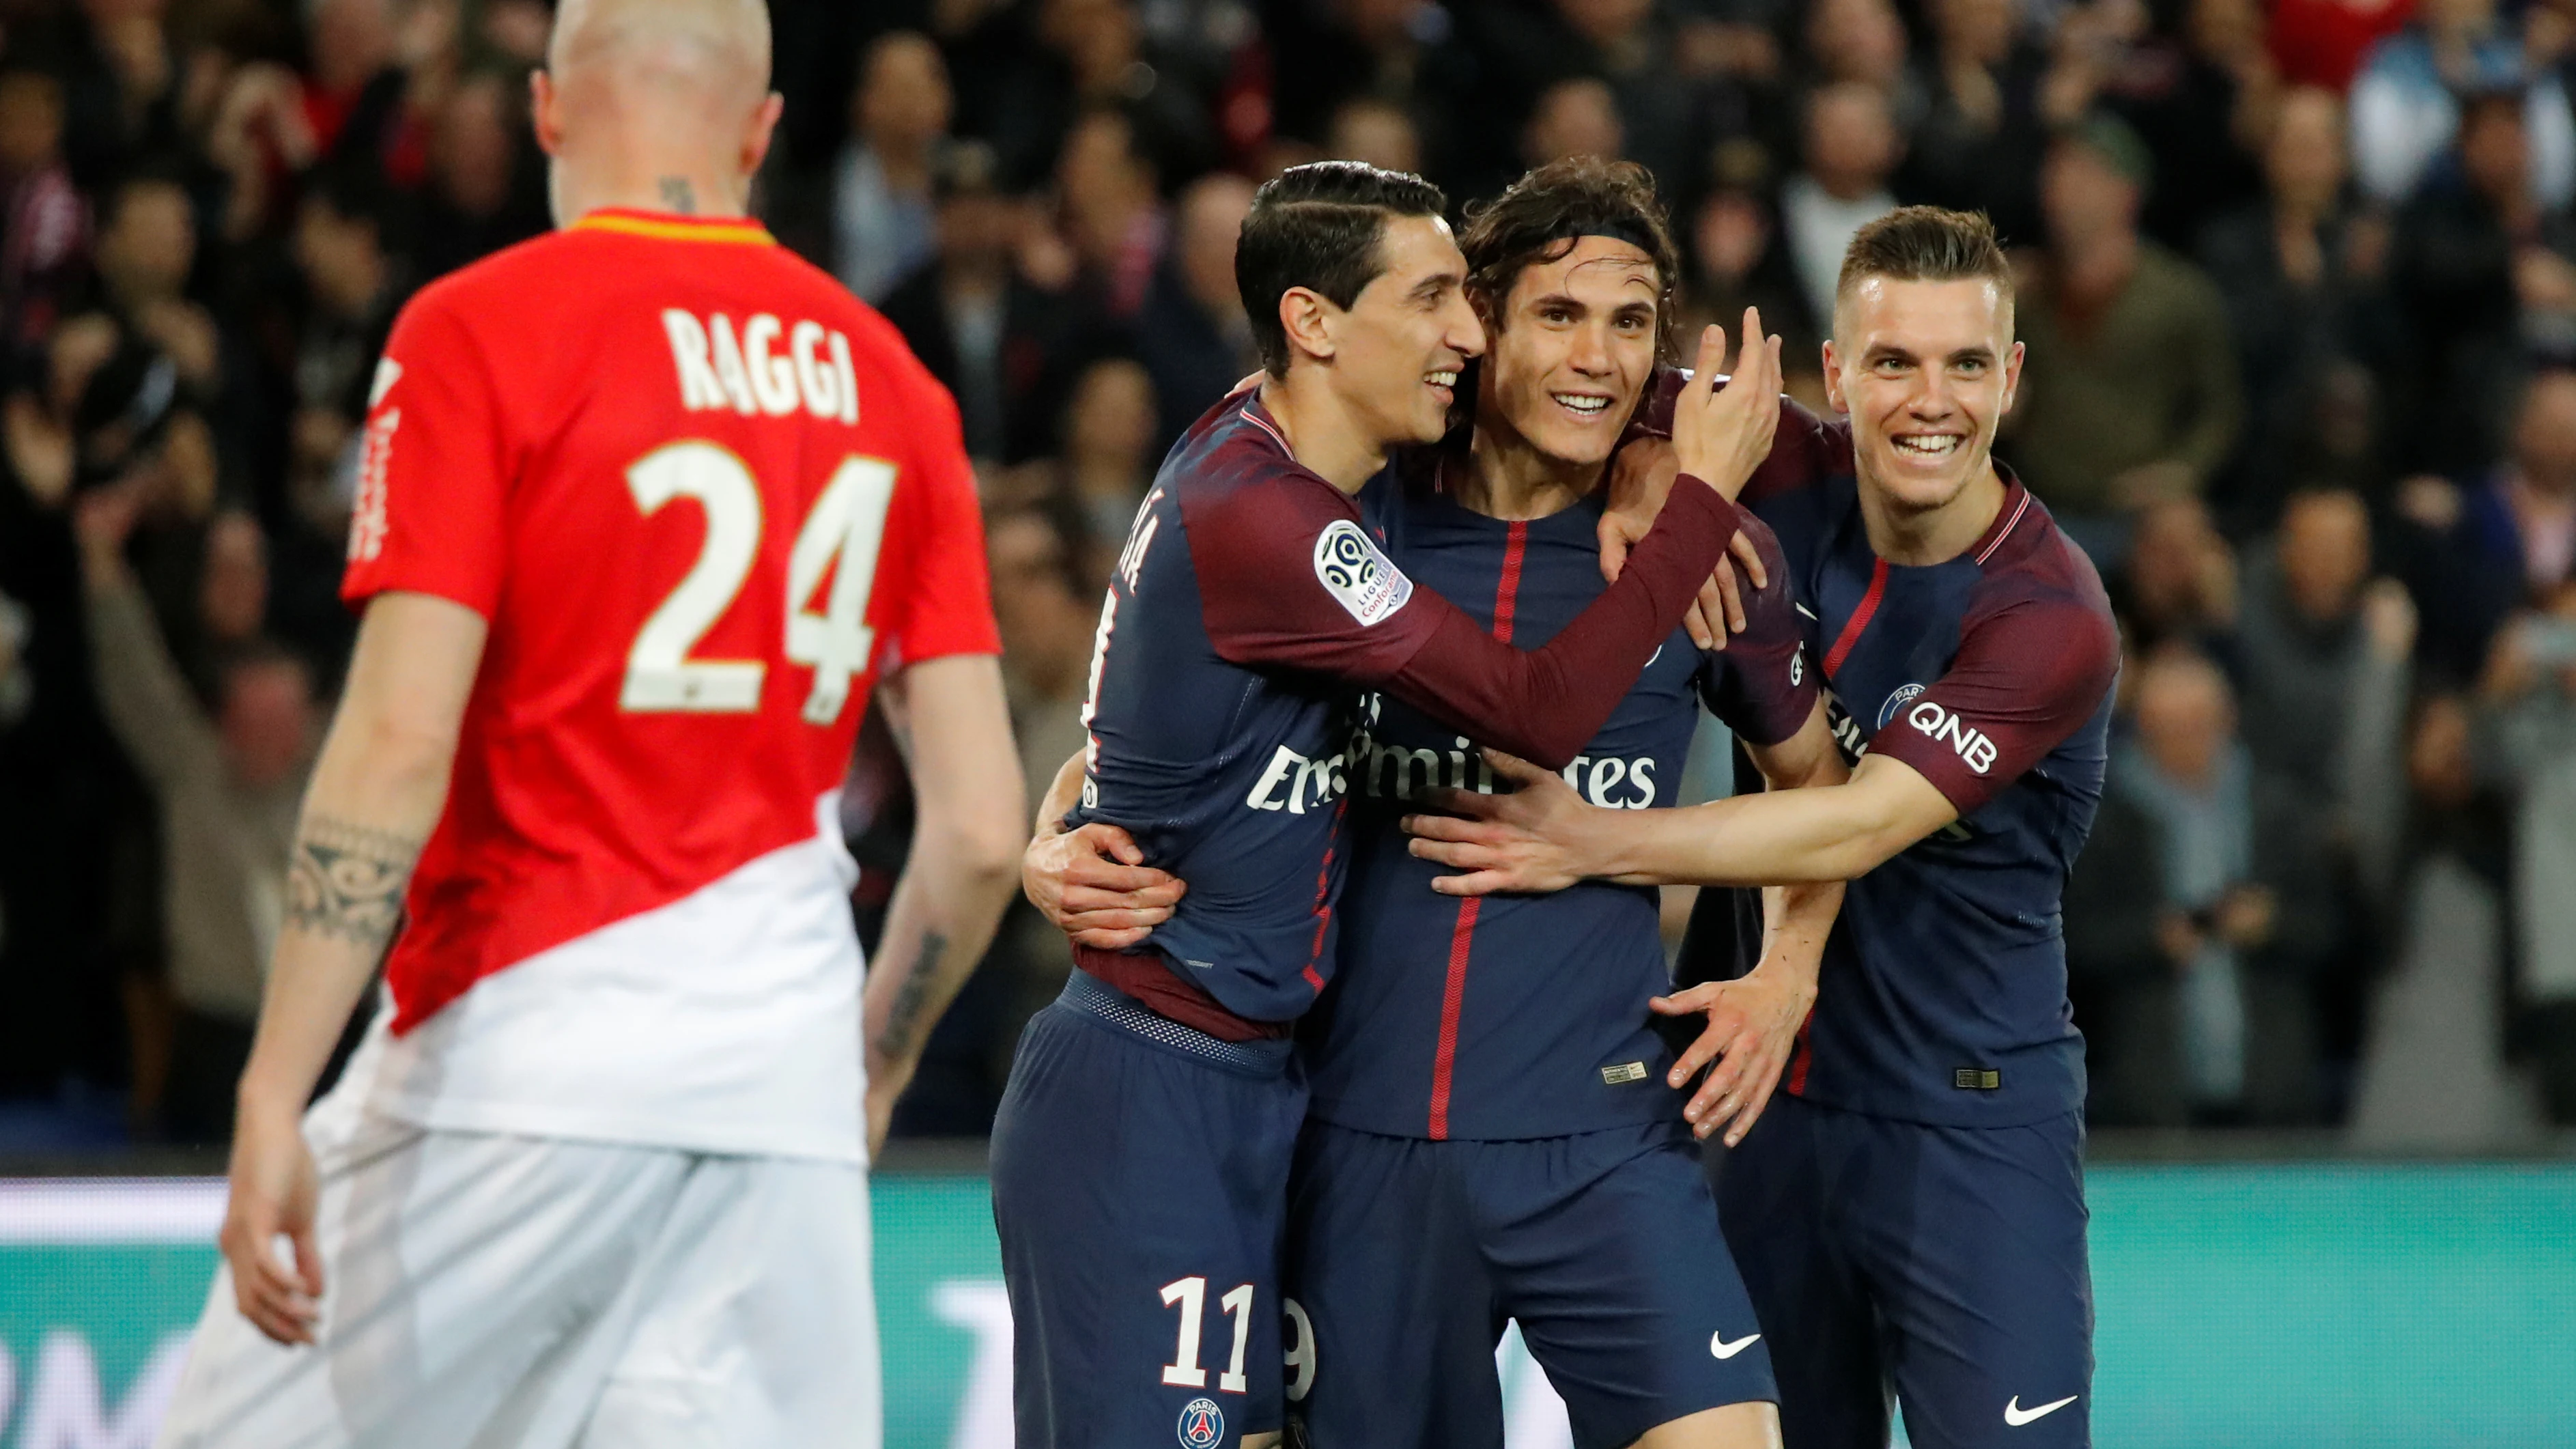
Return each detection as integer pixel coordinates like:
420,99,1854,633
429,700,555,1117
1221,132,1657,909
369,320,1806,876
1178,1396,1226,1448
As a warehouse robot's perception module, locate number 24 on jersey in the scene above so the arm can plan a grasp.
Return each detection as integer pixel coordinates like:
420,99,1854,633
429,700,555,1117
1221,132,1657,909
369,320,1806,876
620,440,894,727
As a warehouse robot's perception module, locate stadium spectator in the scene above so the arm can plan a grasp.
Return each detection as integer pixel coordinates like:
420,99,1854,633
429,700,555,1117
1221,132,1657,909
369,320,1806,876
2098,649,2342,1125
2474,582,2576,1124
1682,182,1822,397
2235,490,2416,884
76,483,311,1144
283,166,401,547
2108,0,2271,252
1045,354,1158,549
2398,367,2576,684
1324,95,1421,178
2009,115,2241,552
89,172,218,392
1901,0,2053,247
1781,82,1901,335
2348,0,2575,211
876,139,1075,464
1053,105,1164,319
2117,495,2242,660
412,68,548,283
2199,84,2387,529
2387,89,2576,477
1135,170,1256,454
0,67,89,358
1519,75,1623,171
833,30,948,304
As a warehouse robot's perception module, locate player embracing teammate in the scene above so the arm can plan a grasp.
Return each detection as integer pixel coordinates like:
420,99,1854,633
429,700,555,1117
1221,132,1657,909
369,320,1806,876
1410,207,2121,1449
995,158,1787,1449
1036,202,2122,1447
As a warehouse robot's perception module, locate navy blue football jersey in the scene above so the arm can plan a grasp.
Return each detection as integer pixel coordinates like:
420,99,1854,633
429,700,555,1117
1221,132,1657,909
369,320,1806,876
1301,455,1817,1140
1070,391,1747,1032
1680,405,2121,1127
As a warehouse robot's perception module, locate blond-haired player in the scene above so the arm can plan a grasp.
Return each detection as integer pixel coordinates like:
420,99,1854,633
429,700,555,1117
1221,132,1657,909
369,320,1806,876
154,2,1023,1444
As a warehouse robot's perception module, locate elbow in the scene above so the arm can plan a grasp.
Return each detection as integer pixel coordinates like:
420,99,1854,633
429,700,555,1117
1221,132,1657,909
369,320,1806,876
929,798,1028,900
1497,722,1583,773
343,708,459,791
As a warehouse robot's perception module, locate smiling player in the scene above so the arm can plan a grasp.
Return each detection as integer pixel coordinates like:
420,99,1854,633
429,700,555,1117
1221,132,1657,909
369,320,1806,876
987,160,1785,1449
1405,208,2121,1449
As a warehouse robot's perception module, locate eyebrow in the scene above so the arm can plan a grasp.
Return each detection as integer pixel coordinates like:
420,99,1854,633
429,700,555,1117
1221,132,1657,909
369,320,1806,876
1411,270,1462,301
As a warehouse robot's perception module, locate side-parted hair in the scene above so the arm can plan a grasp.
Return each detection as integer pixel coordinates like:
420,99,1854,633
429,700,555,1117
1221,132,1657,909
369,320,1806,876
1239,160,1449,377
1457,156,1682,361
1837,206,2013,314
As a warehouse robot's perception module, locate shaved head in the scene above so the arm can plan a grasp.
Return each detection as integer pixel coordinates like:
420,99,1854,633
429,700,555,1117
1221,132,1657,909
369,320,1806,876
534,0,781,223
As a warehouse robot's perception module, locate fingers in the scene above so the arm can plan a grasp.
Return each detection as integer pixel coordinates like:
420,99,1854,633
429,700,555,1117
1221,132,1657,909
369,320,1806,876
1057,874,1185,910
1666,1018,1732,1088
225,1227,318,1345
1071,925,1157,949
1056,904,1176,932
1059,858,1181,896
1684,596,1718,651
1648,984,1723,1016
1428,869,1512,897
1081,823,1146,866
1713,557,1748,636
1716,1058,1790,1147
1727,527,1769,591
1406,835,1492,869
1596,514,1635,584
1415,786,1502,819
1477,748,1549,787
1737,307,1761,378
1686,324,1725,400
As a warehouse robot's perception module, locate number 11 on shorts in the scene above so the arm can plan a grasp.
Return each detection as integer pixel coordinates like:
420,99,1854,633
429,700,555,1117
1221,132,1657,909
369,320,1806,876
1159,1277,1254,1393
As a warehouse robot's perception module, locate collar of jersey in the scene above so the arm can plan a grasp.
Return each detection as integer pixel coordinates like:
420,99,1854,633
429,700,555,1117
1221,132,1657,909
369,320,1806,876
571,208,776,247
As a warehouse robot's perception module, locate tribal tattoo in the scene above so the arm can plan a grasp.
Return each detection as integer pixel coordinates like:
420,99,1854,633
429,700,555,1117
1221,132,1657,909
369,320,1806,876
284,816,422,951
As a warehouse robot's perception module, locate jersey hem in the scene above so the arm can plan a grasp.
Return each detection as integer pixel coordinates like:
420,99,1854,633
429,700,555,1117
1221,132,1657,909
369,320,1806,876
1304,1094,1687,1142
365,1095,868,1165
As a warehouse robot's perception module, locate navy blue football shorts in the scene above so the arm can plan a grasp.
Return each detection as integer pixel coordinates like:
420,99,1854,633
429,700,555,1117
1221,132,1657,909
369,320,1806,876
1284,1117,1776,1449
990,972,1304,1449
1711,1093,2095,1449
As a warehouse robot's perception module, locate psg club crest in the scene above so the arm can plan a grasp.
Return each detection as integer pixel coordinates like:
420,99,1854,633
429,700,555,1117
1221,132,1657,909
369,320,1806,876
1876,682,1928,731
1178,1396,1226,1448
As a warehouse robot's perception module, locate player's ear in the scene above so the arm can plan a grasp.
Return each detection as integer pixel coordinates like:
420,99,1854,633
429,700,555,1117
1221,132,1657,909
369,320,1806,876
1820,337,1846,414
1999,338,2026,415
528,70,563,156
1279,286,1336,366
739,92,784,183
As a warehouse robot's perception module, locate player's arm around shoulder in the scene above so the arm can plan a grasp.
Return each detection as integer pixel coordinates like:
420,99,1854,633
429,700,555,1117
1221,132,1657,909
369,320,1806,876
224,590,487,1347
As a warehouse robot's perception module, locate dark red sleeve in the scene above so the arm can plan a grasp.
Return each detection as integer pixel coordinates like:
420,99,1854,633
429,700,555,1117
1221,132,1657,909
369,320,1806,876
1696,514,1816,746
1867,580,2120,816
1619,368,1848,505
1192,466,1746,770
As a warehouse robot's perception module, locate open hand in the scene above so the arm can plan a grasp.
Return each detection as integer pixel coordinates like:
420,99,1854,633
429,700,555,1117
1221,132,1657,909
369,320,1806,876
1404,750,1606,896
1023,820,1185,948
1650,967,1814,1146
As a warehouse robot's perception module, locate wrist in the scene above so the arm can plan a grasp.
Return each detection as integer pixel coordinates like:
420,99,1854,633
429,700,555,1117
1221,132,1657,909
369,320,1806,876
235,1065,312,1123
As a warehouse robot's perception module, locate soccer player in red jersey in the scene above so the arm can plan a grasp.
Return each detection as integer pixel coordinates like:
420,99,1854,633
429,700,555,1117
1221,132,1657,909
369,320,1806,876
154,2,1023,1445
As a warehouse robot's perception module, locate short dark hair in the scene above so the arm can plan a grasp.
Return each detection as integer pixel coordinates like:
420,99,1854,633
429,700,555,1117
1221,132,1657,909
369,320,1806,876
1237,160,1448,377
1458,156,1681,361
1837,206,2014,313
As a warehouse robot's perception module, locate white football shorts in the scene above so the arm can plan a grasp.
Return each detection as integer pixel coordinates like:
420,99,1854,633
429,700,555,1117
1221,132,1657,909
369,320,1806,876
153,1108,881,1449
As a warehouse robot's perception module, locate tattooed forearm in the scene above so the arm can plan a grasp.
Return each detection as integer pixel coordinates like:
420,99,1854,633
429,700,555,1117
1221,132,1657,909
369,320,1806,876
658,176,697,214
284,815,422,950
871,930,948,1061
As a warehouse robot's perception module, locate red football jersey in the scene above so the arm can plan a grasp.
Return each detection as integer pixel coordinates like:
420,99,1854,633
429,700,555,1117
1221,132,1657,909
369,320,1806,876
344,209,997,1078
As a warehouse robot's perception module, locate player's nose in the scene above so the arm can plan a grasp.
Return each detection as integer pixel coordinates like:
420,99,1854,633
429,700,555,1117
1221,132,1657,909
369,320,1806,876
1440,290,1486,360
1568,322,1613,376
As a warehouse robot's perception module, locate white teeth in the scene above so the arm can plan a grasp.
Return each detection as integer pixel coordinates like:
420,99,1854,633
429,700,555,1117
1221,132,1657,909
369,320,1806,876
1553,393,1610,414
1426,371,1458,388
1895,435,1961,456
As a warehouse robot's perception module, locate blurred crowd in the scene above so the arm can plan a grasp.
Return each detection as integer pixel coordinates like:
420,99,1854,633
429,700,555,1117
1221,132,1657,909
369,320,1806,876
4,0,2575,1152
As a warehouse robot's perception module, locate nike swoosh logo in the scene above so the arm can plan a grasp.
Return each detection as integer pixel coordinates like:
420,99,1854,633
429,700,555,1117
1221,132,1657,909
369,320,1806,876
1708,1332,1761,1360
2004,1394,2079,1426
